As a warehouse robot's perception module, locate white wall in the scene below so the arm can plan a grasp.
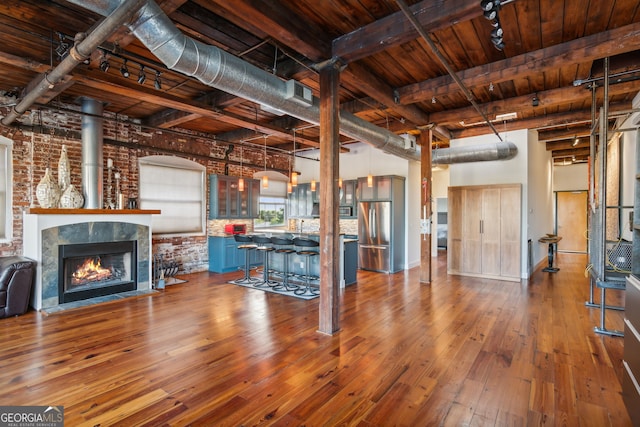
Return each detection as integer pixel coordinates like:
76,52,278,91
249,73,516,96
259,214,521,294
553,164,588,191
527,129,554,275
296,142,409,182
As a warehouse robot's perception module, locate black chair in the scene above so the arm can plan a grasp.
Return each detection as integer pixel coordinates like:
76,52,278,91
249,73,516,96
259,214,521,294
253,235,277,287
232,235,260,285
293,237,320,296
271,236,298,292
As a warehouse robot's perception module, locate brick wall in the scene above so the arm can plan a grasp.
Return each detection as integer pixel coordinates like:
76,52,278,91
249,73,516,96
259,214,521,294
0,106,290,273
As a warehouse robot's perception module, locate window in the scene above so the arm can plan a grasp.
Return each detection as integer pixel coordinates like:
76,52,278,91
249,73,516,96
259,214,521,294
0,136,12,241
255,196,287,229
139,156,205,236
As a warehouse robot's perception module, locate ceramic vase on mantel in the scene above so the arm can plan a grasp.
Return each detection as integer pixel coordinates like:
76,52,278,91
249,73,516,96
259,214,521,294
60,184,84,209
58,144,70,192
35,167,61,208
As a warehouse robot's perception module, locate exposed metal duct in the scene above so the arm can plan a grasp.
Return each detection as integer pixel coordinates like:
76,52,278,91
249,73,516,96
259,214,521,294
81,98,104,208
432,141,518,164
1,0,147,126
65,0,517,164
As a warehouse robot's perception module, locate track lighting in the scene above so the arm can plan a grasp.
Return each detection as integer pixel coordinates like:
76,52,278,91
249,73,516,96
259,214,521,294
492,38,505,50
481,0,505,49
154,71,162,90
532,96,539,107
120,59,130,78
572,137,580,147
431,96,437,104
137,65,146,84
99,53,110,72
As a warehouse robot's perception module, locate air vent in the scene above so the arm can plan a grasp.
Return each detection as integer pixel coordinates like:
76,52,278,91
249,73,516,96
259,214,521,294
400,133,417,150
285,80,313,106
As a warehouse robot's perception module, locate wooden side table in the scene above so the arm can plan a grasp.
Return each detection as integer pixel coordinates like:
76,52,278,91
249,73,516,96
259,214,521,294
539,235,562,272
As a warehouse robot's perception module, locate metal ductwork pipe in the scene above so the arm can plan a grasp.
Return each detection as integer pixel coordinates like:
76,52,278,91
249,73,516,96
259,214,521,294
81,98,104,208
432,141,518,164
66,0,517,164
1,0,147,126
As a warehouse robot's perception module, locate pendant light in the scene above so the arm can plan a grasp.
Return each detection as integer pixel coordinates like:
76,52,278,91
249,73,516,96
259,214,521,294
262,136,269,188
238,145,245,192
311,179,316,192
291,129,298,186
287,154,293,194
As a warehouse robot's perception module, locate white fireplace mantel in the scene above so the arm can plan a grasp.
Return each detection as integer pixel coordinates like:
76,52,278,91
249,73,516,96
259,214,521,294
23,208,160,310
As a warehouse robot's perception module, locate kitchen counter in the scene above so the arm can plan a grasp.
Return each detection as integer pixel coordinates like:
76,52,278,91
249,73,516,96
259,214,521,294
208,232,357,287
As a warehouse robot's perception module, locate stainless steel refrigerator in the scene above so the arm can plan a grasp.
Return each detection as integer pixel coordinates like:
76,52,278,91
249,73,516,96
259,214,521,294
358,201,404,273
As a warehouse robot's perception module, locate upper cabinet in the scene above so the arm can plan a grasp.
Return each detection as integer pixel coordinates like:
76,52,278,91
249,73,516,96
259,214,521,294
288,182,316,218
339,179,357,218
209,174,260,219
357,175,397,202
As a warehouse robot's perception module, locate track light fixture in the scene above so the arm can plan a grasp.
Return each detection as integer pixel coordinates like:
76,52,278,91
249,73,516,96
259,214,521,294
154,71,162,90
532,95,539,107
572,137,580,147
120,59,130,78
480,1,505,50
99,52,110,72
137,65,146,84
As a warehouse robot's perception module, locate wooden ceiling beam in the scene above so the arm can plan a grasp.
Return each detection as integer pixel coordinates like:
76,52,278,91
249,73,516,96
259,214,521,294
538,127,594,143
332,0,481,63
451,103,631,139
396,21,640,105
546,140,591,151
428,79,640,127
198,0,330,60
70,71,316,143
552,147,591,158
144,91,244,128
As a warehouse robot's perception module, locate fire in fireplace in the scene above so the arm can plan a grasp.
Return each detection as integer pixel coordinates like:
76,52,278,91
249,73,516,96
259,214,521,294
59,240,137,303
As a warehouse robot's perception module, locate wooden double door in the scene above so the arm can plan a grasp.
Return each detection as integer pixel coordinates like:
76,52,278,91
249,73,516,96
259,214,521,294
448,184,521,281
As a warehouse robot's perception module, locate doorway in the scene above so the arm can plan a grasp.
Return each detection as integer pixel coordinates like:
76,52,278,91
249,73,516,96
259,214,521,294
555,190,588,253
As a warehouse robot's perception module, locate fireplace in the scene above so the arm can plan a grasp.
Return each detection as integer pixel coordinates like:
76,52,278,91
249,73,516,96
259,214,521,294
23,213,155,311
58,240,137,303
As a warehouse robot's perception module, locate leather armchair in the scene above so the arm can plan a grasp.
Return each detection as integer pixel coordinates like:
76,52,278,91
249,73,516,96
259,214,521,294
0,256,36,318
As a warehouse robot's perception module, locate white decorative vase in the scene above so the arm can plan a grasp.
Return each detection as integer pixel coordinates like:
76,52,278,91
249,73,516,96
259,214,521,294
60,184,84,209
36,168,61,208
58,144,70,192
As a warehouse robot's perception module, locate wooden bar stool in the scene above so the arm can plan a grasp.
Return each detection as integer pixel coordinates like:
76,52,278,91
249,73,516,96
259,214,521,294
270,236,298,292
253,235,277,287
293,237,320,296
232,235,260,285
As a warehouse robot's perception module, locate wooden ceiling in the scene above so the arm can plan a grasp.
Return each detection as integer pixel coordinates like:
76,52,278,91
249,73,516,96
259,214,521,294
1,0,639,165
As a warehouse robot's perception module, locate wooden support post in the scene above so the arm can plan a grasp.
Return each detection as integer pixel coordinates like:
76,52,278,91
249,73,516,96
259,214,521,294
420,130,433,284
318,59,341,335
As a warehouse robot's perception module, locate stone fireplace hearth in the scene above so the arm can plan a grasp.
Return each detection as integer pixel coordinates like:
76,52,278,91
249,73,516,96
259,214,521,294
23,209,157,310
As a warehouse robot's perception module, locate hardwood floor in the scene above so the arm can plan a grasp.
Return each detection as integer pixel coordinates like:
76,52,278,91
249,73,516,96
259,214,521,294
0,252,631,426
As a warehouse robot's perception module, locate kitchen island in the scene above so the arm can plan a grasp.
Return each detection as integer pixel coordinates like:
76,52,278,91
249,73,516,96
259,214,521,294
208,231,357,287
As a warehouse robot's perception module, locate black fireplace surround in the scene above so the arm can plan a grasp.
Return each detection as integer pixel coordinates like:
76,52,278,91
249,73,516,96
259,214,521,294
58,240,137,303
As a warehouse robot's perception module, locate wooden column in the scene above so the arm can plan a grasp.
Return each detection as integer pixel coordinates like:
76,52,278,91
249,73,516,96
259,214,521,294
420,130,433,283
318,59,341,335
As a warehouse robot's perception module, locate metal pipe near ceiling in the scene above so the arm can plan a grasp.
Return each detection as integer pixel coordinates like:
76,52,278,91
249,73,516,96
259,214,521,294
81,98,104,208
1,0,148,126
63,0,517,164
394,0,504,142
